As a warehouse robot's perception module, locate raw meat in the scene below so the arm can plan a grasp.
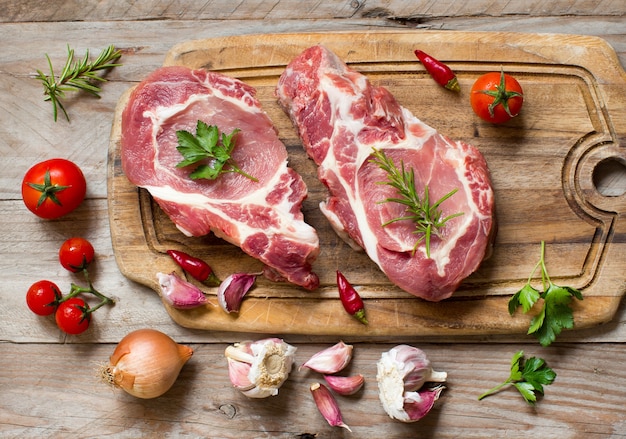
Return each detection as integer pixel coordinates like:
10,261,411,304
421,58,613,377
276,45,495,301
121,66,320,290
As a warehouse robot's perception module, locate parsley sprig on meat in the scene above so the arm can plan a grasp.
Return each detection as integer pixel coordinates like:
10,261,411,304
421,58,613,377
175,121,257,182
509,241,583,347
478,350,556,405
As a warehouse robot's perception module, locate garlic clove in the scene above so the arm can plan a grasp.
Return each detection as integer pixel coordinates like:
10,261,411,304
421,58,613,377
383,344,446,391
217,273,257,313
377,345,446,422
300,341,353,374
323,374,364,396
310,382,352,432
403,385,445,422
224,338,297,398
226,357,255,392
157,272,208,309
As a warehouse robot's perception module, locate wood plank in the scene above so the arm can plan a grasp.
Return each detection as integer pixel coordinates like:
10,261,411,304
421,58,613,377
108,31,626,336
1,18,623,201
1,342,625,438
1,198,625,343
2,0,623,23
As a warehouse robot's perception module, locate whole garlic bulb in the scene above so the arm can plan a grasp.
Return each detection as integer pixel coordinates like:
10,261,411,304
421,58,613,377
376,345,447,422
225,338,297,398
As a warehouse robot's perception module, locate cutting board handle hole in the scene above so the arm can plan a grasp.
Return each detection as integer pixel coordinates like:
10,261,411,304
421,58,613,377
593,157,626,197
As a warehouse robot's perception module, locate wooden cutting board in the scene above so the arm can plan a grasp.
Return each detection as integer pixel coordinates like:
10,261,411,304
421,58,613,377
108,31,626,337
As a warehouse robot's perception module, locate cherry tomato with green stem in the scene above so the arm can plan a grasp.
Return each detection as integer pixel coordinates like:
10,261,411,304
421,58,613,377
55,297,91,335
59,237,95,273
26,280,62,316
21,158,87,219
470,70,523,124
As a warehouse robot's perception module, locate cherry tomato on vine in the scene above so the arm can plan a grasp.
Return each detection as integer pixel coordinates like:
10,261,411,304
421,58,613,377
470,70,523,124
26,280,62,316
59,237,95,272
21,158,87,219
55,297,91,335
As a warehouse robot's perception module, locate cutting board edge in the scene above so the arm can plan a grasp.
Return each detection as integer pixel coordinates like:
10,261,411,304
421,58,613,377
108,30,626,338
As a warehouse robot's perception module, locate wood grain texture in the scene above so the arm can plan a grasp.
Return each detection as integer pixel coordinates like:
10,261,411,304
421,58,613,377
109,31,626,336
1,2,625,437
1,0,623,22
1,342,625,438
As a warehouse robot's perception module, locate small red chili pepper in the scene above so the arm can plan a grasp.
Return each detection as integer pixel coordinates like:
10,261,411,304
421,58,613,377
336,270,367,325
166,249,220,286
414,49,460,92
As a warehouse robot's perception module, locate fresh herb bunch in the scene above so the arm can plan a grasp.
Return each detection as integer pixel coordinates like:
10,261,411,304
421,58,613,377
35,44,122,122
370,148,463,258
509,241,583,347
175,121,257,182
478,350,556,404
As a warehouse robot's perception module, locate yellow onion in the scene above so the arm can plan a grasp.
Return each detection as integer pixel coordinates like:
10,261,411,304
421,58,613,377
99,328,193,399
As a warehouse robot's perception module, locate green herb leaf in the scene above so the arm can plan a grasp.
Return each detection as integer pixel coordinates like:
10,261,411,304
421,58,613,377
508,283,541,315
512,382,538,404
508,241,583,346
175,121,257,182
478,350,556,405
35,44,122,122
370,148,463,258
521,356,556,394
531,284,581,347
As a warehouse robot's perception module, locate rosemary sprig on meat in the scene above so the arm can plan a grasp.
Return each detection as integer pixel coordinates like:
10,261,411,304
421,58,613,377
35,44,122,122
370,148,463,258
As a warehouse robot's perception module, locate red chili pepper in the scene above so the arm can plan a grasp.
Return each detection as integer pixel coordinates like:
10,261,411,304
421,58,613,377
336,270,367,325
414,49,460,92
166,249,220,286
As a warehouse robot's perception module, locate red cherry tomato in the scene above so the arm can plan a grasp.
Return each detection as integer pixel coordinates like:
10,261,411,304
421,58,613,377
59,237,95,273
26,280,62,316
55,297,91,335
470,70,523,124
21,158,87,219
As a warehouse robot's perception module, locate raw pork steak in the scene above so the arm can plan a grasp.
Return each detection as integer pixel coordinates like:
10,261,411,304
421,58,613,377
121,66,319,290
276,45,495,301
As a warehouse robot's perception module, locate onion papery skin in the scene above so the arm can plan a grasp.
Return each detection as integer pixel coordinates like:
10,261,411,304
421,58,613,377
102,328,193,399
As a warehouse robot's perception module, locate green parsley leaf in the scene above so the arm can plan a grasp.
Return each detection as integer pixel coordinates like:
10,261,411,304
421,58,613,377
478,350,556,405
508,241,583,346
508,283,540,315
175,121,257,182
513,382,537,404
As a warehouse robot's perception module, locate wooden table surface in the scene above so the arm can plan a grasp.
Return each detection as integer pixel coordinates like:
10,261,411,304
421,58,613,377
1,2,625,438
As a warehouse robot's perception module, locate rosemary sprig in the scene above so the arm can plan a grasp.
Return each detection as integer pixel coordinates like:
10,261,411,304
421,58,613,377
370,148,463,258
35,44,122,122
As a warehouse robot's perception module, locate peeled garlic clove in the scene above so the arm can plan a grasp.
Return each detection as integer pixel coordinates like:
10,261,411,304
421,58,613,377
310,382,352,432
217,273,257,313
100,328,193,399
323,374,364,396
377,345,446,422
300,341,353,374
157,272,208,309
225,338,297,398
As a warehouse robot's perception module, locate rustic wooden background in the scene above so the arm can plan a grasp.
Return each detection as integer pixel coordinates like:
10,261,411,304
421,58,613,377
1,1,625,438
